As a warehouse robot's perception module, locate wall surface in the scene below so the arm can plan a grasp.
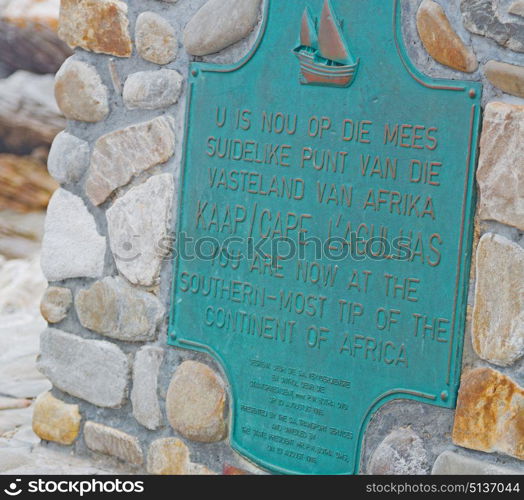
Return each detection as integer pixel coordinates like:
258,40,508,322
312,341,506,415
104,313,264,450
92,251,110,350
35,0,523,475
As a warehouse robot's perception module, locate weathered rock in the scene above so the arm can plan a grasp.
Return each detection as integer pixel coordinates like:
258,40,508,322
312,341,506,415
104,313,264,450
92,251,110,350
472,234,524,366
75,277,165,342
32,392,81,445
38,328,129,408
477,102,524,231
58,0,132,57
84,422,143,465
417,0,477,72
367,428,429,475
47,131,90,185
223,465,250,475
146,438,189,475
85,116,175,206
41,189,106,281
166,361,227,443
107,174,174,287
452,368,524,460
55,58,109,122
510,1,524,18
0,71,65,154
461,0,524,53
123,69,184,110
432,451,521,475
2,0,60,31
135,12,177,65
484,60,524,98
184,0,261,56
131,347,164,430
40,287,72,324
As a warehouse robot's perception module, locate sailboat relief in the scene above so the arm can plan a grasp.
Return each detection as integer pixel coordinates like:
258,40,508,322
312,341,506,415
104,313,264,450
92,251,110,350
293,0,359,88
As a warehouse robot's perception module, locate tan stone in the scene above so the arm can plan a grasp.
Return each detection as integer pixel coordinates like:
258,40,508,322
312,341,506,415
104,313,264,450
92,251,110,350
472,234,524,366
40,287,72,324
84,422,143,465
135,12,178,65
477,102,524,231
55,58,109,122
146,438,190,475
417,0,478,72
2,0,60,31
58,0,132,58
484,60,524,98
452,368,524,460
188,463,218,475
85,116,175,206
509,1,524,18
166,361,227,443
32,392,81,445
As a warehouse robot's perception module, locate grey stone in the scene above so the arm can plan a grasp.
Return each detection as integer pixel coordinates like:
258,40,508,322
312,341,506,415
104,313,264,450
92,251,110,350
41,189,106,281
54,58,109,122
37,328,129,408
40,287,72,324
85,116,175,206
368,428,429,475
47,131,90,184
432,451,521,475
135,12,178,65
472,234,524,366
75,277,165,342
131,347,164,430
461,0,524,53
184,0,261,56
123,69,184,110
84,422,143,465
477,102,524,231
107,174,175,287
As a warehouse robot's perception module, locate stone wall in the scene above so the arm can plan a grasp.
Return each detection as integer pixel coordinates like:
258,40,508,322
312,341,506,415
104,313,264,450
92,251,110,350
35,0,523,475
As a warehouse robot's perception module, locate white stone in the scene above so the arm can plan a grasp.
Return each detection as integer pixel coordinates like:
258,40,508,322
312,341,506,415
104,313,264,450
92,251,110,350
37,328,129,408
135,12,178,65
123,69,184,110
41,189,106,281
85,116,175,206
184,0,261,56
47,131,90,184
54,58,109,122
84,422,143,465
75,276,165,342
107,174,174,287
131,347,164,430
432,451,521,475
472,233,524,366
477,102,524,231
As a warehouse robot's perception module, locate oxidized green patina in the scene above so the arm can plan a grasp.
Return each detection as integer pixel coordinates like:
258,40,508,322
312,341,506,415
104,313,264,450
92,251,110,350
169,0,481,474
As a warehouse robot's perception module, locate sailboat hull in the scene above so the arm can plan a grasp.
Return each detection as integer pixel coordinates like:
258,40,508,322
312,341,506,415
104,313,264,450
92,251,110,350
295,51,358,88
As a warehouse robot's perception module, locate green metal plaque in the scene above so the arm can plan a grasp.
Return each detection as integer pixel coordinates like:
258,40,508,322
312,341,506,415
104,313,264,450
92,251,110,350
169,0,481,475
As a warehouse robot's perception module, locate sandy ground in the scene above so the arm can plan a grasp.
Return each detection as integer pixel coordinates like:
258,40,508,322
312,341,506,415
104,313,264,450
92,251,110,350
0,212,116,474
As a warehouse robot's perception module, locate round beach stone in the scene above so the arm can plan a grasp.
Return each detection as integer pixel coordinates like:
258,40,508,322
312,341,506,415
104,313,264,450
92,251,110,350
166,361,227,443
484,60,524,98
54,58,109,122
47,131,90,185
146,438,190,475
135,12,178,65
184,0,261,56
368,428,429,475
40,286,72,324
32,392,81,445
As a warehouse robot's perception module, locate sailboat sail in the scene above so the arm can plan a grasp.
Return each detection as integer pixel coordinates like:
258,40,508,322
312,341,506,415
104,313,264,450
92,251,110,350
317,0,353,65
300,7,318,49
